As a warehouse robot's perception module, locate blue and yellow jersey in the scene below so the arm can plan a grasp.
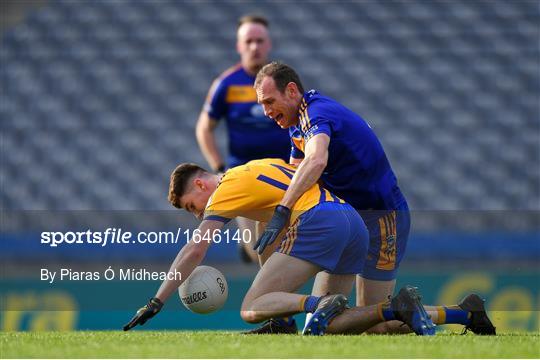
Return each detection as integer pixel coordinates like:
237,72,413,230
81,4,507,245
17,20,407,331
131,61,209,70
204,64,290,167
204,158,344,224
290,90,406,211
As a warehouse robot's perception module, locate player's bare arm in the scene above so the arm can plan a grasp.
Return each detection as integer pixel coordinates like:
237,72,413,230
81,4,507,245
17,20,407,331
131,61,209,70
155,219,223,302
123,219,223,331
279,133,329,208
195,112,224,172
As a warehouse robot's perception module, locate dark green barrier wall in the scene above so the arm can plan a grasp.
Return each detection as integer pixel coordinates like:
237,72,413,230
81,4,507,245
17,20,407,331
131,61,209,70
2,271,538,332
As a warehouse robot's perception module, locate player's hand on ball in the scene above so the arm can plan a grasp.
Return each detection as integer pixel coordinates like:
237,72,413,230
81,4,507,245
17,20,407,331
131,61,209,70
254,205,290,254
123,297,163,331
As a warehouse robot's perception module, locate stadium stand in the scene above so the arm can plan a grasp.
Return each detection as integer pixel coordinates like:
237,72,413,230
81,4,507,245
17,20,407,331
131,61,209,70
1,0,538,218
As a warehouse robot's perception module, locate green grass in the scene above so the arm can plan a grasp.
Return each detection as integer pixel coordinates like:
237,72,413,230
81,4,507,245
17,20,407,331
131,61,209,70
1,331,539,358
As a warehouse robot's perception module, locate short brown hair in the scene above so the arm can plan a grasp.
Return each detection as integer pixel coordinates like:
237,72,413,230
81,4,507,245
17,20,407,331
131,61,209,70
254,61,305,94
237,14,269,29
168,163,208,209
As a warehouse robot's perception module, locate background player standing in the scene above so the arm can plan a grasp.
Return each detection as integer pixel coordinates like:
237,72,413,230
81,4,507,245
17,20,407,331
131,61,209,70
195,16,290,263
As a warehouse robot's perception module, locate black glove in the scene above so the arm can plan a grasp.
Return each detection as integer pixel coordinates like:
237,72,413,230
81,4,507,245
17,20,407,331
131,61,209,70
123,297,163,331
254,205,291,254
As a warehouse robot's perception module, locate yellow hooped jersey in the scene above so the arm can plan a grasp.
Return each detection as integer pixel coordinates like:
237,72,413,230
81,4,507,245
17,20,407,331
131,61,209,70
204,158,344,224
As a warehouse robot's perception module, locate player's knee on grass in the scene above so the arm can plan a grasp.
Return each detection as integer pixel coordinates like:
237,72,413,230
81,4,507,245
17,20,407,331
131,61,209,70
325,321,342,334
240,298,264,323
240,309,260,324
365,320,411,334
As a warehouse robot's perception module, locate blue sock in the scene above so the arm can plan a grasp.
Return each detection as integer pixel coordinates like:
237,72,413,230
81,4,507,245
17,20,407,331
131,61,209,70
444,307,471,325
382,308,395,321
378,302,396,321
303,296,321,313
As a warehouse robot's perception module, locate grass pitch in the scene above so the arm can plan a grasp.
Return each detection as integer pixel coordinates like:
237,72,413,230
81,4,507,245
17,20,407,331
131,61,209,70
1,331,539,358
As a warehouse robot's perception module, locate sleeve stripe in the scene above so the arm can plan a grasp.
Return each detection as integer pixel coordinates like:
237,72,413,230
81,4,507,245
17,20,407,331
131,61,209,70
299,109,306,133
203,215,231,223
305,108,311,129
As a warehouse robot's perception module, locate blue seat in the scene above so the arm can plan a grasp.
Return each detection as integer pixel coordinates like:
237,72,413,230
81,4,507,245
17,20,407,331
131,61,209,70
0,0,537,223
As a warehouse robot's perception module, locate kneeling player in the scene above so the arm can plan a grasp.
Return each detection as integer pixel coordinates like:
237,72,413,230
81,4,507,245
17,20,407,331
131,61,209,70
123,159,494,335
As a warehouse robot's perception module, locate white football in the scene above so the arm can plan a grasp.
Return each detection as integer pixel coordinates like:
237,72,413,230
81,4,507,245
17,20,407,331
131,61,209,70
178,265,228,314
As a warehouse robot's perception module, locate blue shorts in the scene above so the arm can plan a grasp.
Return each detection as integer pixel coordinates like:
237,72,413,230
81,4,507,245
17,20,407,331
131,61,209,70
359,202,411,281
276,202,369,274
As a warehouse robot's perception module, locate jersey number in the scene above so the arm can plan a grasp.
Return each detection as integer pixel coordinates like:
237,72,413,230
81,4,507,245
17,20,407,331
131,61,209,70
255,164,296,191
